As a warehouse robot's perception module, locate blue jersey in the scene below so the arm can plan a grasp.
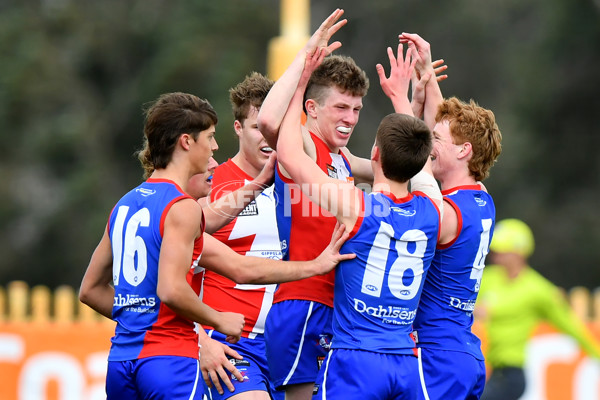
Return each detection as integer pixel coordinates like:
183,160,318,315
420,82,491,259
413,185,495,359
331,191,440,355
107,178,204,361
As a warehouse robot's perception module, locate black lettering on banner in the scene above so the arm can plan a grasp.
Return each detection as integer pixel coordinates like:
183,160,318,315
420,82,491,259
238,200,259,216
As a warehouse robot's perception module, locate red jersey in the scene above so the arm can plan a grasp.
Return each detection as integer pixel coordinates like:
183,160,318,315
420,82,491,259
201,159,282,338
273,132,353,307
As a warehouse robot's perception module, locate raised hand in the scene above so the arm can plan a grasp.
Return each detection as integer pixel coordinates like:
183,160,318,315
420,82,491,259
299,47,327,88
411,70,431,119
304,8,347,57
432,59,448,82
376,43,418,101
376,43,418,114
399,33,433,76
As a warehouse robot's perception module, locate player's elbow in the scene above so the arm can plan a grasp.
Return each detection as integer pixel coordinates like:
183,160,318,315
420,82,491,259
156,282,182,309
78,285,92,306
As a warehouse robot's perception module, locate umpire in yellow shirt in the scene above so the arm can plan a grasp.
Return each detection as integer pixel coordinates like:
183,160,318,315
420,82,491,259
476,218,600,400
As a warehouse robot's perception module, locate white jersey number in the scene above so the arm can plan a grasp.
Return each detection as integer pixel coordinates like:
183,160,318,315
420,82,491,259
361,222,428,300
112,206,150,287
470,218,493,292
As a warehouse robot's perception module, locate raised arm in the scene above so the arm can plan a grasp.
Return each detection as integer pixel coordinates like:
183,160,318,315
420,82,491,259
257,8,346,149
275,48,361,231
400,33,444,130
200,152,276,234
199,223,354,283
376,43,418,116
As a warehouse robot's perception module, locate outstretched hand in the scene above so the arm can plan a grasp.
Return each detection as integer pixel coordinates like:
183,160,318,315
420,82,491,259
299,47,328,88
314,223,356,275
432,59,448,82
305,8,347,57
376,43,418,102
399,33,433,77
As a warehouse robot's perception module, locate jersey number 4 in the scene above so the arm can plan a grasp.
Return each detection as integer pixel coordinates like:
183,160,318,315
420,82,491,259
470,218,493,292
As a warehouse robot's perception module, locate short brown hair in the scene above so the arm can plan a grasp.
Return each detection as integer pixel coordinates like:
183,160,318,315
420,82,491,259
229,72,274,123
435,97,502,181
137,92,218,179
305,55,369,107
376,113,432,183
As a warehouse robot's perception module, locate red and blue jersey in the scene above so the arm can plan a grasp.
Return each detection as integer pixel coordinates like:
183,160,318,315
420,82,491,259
332,191,440,355
273,132,353,307
107,178,204,361
413,185,495,360
202,159,282,338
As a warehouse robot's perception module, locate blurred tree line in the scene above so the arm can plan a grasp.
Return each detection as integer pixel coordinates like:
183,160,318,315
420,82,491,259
0,0,599,291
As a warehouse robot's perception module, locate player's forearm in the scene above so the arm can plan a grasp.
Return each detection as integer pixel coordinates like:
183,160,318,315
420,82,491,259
203,180,267,234
157,281,221,327
390,95,414,116
423,78,443,130
257,52,306,149
238,257,326,284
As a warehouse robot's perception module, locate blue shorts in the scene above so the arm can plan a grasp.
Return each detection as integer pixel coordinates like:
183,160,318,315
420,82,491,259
265,300,333,389
313,348,419,399
204,330,283,400
417,347,486,400
106,356,202,400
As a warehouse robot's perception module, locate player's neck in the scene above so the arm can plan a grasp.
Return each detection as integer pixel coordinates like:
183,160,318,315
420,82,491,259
231,153,260,179
305,120,340,153
439,171,477,191
372,177,409,199
149,165,189,191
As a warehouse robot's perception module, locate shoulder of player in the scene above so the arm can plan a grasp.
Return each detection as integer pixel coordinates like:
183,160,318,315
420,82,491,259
166,197,203,226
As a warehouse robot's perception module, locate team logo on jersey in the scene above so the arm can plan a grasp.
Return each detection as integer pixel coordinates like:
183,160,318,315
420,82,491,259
390,206,417,217
326,163,338,179
474,196,487,206
238,200,259,216
136,188,156,197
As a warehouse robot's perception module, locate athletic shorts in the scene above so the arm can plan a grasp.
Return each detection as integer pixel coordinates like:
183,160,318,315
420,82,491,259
265,300,333,389
106,356,202,400
417,347,486,400
203,330,283,400
313,348,419,399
